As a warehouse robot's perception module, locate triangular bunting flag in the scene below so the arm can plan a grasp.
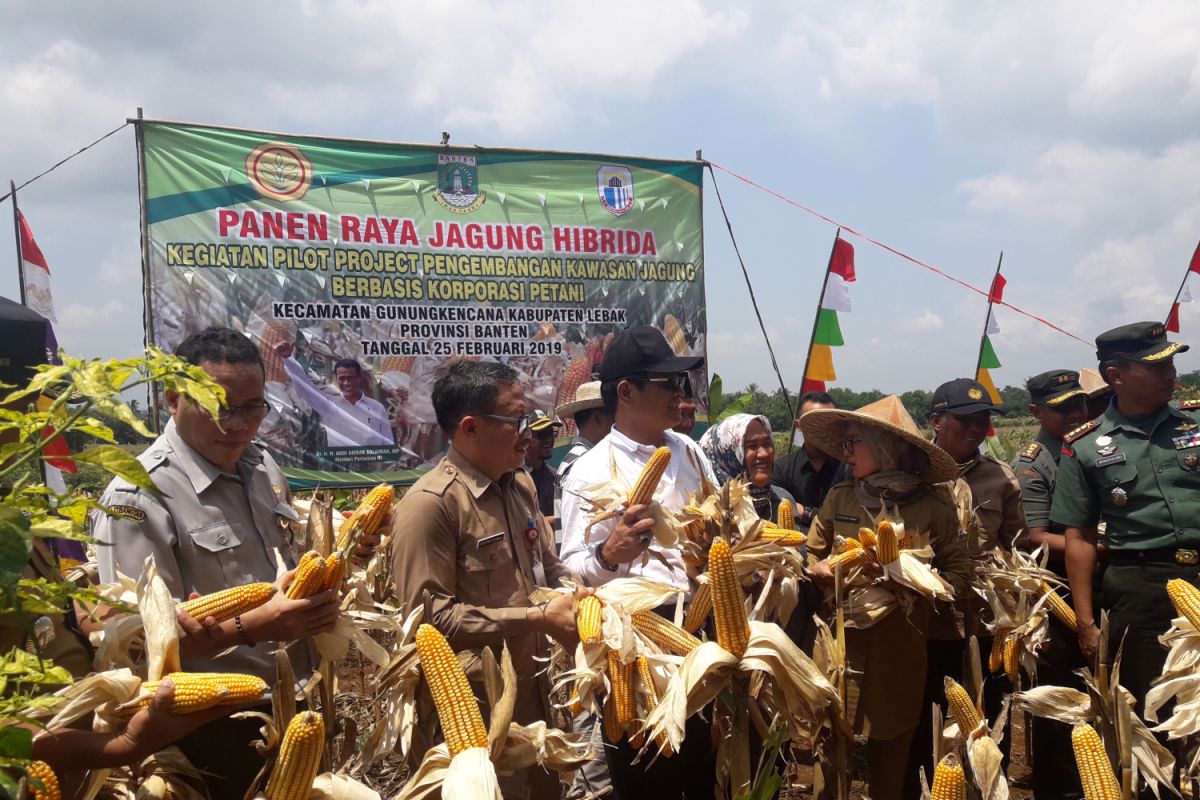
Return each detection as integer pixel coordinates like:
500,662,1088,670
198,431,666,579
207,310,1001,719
1167,302,1182,334
821,274,852,312
985,308,1000,335
807,344,837,382
976,368,1003,405
979,336,1002,369
831,238,856,282
801,378,827,395
989,273,1006,304
1181,282,1193,304
1189,241,1200,275
813,308,844,346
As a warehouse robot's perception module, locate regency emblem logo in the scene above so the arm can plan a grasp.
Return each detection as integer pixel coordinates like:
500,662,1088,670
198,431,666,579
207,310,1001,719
245,142,312,202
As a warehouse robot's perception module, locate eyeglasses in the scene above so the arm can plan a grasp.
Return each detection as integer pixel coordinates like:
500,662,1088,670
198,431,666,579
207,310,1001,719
206,401,272,423
481,413,532,435
840,436,865,454
638,373,688,392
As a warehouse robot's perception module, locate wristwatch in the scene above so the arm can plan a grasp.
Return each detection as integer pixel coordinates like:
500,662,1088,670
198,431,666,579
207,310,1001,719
592,541,620,573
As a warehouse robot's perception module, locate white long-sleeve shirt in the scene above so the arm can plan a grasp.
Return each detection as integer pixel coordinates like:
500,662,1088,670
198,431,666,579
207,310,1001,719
559,427,716,591
282,357,394,447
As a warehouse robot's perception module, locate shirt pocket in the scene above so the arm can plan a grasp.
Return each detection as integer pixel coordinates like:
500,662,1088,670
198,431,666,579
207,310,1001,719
1095,460,1138,492
461,537,520,604
187,521,247,586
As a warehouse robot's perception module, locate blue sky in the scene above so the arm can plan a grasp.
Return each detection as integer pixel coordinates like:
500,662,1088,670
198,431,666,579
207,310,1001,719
2,1,1198,394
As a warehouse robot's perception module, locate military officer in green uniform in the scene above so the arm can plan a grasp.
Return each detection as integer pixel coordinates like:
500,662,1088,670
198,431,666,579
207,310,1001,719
1052,321,1200,714
1013,369,1089,800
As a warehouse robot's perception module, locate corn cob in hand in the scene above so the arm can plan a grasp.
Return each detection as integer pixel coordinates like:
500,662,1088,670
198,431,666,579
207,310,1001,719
337,483,394,551
265,711,325,800
26,761,60,800
132,672,268,713
179,582,275,623
628,447,671,506
415,624,489,757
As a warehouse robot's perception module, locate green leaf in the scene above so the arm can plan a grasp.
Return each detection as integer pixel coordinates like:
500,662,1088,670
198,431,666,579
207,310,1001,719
28,517,76,539
0,508,32,590
0,726,31,761
72,422,116,443
71,445,158,494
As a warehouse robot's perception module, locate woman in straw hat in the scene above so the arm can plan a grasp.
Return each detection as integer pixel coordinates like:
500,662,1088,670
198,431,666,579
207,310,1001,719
800,396,970,800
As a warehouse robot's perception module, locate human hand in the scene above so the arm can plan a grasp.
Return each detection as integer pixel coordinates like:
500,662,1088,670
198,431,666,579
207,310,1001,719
1078,621,1101,660
115,680,233,762
239,569,340,642
600,504,655,565
808,560,835,585
352,508,390,564
529,588,594,647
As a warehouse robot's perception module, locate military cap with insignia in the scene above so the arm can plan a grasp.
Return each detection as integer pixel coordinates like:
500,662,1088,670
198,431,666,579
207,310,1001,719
528,409,563,433
1096,321,1189,364
931,377,995,415
1027,369,1087,406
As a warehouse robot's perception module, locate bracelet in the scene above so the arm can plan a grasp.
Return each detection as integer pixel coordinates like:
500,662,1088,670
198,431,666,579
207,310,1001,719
594,541,619,573
234,615,255,647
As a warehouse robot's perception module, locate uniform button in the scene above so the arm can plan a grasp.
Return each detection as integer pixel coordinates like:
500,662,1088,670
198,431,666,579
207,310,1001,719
218,533,228,544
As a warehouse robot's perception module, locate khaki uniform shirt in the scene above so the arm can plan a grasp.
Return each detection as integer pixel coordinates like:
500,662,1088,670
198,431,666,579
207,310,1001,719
92,420,307,682
959,453,1027,554
809,482,970,738
1051,400,1200,550
390,446,573,724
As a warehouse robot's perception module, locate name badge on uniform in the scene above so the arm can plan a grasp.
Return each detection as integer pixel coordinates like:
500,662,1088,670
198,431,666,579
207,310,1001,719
1096,453,1127,468
835,514,860,524
476,532,505,549
1173,432,1200,450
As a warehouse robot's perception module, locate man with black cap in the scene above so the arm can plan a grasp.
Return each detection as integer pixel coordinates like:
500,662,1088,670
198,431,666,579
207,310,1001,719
523,410,563,525
559,325,717,800
1053,322,1200,715
1013,370,1089,800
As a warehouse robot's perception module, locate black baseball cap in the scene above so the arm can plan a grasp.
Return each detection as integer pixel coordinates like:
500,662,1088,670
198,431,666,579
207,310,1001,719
931,378,995,416
597,325,704,381
1027,369,1087,407
1096,321,1189,364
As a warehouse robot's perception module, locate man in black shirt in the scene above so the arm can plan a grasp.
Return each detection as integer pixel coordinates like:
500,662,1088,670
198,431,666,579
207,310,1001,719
523,410,562,525
772,391,849,529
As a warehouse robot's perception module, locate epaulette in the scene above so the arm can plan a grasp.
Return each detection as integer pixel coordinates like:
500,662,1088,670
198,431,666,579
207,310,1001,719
1063,420,1100,443
417,462,457,496
1017,442,1042,462
1179,399,1200,410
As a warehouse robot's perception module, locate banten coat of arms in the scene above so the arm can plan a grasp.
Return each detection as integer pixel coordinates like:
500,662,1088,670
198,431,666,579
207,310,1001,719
597,164,634,216
433,154,486,213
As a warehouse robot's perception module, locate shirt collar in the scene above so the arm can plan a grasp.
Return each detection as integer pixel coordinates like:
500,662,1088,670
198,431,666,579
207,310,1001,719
164,418,262,494
1104,401,1174,435
1035,427,1063,459
446,445,507,499
608,426,667,456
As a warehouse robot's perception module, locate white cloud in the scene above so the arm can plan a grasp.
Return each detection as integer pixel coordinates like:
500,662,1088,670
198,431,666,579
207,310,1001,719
899,309,943,333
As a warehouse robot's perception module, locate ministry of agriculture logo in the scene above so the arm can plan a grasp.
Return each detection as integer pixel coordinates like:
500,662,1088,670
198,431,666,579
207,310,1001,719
597,164,634,217
245,142,312,202
433,154,486,213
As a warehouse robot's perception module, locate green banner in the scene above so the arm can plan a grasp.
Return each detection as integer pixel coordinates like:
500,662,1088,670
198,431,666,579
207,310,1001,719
140,122,707,487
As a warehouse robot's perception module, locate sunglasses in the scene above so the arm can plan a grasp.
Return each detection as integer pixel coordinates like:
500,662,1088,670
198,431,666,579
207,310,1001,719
481,413,532,435
637,373,688,392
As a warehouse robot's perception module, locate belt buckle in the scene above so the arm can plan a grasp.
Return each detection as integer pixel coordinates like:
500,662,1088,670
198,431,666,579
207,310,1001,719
1176,549,1199,565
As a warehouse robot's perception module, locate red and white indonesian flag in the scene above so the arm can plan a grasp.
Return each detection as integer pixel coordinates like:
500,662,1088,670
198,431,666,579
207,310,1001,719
18,211,58,323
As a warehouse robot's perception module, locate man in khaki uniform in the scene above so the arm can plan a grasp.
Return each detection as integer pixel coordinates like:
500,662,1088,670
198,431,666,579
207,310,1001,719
94,327,339,795
391,360,583,800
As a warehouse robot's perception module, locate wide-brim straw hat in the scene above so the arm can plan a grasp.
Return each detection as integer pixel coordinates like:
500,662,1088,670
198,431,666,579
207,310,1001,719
555,380,603,419
1078,368,1113,399
798,395,957,484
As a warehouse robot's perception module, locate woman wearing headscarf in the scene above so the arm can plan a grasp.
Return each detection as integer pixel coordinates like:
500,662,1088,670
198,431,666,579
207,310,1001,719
800,397,970,800
699,413,797,523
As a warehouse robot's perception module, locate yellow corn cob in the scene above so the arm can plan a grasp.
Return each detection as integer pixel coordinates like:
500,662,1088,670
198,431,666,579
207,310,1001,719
836,537,864,554
663,314,688,355
1041,582,1078,630
631,611,703,656
602,692,623,743
776,502,795,531
637,656,674,756
1072,723,1119,800
988,631,1008,674
337,483,395,550
710,539,750,658
683,579,712,633
414,624,488,757
265,710,325,800
898,534,919,550
608,649,635,734
759,529,806,547
286,551,327,599
876,519,899,564
826,548,865,570
857,527,877,551
1167,578,1200,631
577,595,603,645
943,676,982,734
26,760,61,800
930,754,966,800
567,693,584,715
135,672,268,713
1003,636,1020,684
322,553,345,594
179,582,275,623
628,447,671,506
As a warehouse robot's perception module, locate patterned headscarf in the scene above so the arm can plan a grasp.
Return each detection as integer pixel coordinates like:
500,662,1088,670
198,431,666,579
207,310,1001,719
699,413,773,484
